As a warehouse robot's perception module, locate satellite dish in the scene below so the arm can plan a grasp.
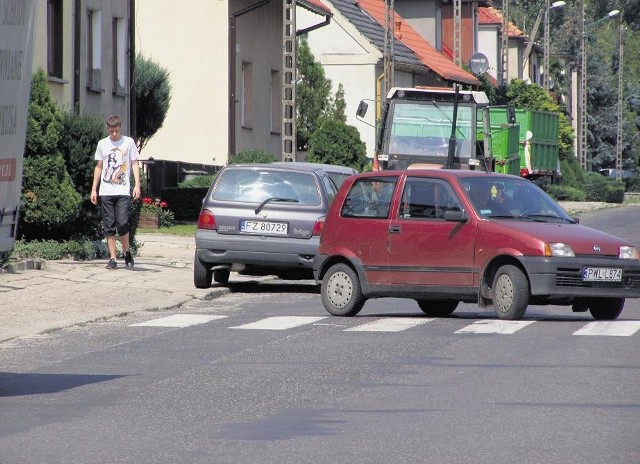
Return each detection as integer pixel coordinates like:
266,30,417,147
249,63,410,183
469,53,489,74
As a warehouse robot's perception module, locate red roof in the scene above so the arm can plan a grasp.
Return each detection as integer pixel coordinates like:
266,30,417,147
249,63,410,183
355,0,480,86
479,7,526,39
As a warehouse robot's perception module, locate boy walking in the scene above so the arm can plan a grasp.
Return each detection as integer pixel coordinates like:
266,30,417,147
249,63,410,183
90,114,141,269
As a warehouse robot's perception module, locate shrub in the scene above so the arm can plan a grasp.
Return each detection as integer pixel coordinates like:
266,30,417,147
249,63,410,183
583,172,625,203
179,174,216,188
12,238,105,261
545,184,587,201
307,119,367,172
229,150,277,164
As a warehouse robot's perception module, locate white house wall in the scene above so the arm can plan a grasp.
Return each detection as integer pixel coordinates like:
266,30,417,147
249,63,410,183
136,0,228,165
477,27,499,80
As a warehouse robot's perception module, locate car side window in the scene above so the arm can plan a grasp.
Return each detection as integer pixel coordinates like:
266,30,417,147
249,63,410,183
341,177,398,219
400,178,461,220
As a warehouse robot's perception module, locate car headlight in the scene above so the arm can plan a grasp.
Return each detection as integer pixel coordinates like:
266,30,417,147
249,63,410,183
544,242,575,257
619,246,639,260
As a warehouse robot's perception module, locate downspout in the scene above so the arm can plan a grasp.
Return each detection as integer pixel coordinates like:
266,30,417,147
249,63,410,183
229,0,272,158
73,0,81,113
129,0,136,138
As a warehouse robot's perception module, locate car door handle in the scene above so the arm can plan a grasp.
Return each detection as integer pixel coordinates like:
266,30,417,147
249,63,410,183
389,224,401,233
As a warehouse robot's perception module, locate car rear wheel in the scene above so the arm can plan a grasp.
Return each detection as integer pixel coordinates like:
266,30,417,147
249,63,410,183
321,263,365,316
588,297,624,320
492,265,529,320
416,299,458,317
214,269,230,284
194,253,213,289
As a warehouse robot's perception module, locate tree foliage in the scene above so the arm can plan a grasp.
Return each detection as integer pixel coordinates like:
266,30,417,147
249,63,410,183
306,119,367,171
229,150,277,164
20,71,82,240
135,53,172,152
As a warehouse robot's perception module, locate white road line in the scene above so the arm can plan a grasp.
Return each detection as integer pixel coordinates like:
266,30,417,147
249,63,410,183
130,314,227,328
229,316,327,330
455,320,535,334
345,318,434,332
573,321,640,337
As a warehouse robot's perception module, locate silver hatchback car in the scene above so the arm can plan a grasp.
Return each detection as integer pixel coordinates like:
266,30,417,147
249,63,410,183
194,163,350,287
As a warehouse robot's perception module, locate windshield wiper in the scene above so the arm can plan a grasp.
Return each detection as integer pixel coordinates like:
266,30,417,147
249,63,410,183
519,213,576,224
254,197,299,214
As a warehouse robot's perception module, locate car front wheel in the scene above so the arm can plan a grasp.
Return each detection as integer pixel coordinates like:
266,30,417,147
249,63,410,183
492,265,529,320
588,297,624,320
416,299,458,317
321,263,365,317
194,253,213,289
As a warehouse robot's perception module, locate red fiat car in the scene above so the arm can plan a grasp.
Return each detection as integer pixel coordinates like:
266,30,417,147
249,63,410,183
313,170,640,320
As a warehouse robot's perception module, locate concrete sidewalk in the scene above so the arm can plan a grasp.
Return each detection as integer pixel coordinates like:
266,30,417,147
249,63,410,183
0,234,247,343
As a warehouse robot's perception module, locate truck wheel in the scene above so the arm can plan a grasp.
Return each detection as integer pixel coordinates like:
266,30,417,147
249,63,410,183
492,265,529,320
194,253,213,289
416,299,458,317
213,269,230,284
588,298,624,320
321,263,365,316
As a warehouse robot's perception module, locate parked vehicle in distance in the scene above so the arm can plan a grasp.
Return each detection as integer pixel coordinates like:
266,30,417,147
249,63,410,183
313,169,640,320
598,168,634,180
271,162,358,188
194,163,342,287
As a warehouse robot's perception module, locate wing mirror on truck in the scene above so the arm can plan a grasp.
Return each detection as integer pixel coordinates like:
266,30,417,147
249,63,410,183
356,100,368,118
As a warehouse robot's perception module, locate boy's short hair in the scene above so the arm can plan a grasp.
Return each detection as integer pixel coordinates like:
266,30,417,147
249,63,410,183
106,114,122,129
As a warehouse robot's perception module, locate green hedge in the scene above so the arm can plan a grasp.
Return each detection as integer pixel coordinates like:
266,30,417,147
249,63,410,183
161,187,208,221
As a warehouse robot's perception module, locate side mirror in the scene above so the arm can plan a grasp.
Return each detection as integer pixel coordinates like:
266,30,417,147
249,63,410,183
356,100,369,118
444,209,468,222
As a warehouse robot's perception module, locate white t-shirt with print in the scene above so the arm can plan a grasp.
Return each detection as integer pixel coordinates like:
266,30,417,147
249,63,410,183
95,134,139,196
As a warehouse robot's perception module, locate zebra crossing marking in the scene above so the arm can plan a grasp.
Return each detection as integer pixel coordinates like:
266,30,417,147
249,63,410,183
573,321,640,337
229,316,327,330
344,318,434,332
455,320,535,335
130,314,227,328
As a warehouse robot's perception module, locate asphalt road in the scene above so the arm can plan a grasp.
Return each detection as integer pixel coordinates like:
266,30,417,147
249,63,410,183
1,206,639,464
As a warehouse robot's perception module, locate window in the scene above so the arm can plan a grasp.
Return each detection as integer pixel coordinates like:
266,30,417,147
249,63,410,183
241,62,253,128
270,69,281,134
112,17,127,93
87,9,102,89
341,177,398,219
47,0,63,78
400,178,460,220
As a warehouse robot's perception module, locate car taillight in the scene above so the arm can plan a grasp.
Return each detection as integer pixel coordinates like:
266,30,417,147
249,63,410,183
197,209,216,230
312,217,325,236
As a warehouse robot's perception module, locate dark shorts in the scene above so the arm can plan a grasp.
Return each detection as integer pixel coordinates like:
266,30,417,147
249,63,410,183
100,195,131,236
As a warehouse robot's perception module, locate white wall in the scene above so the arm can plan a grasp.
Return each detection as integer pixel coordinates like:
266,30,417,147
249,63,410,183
136,0,228,166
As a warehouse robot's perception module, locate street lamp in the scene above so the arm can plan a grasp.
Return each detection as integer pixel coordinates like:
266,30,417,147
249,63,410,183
543,0,566,90
579,6,620,171
521,1,565,83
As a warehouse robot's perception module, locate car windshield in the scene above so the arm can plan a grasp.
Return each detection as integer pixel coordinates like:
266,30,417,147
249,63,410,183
212,169,322,205
460,176,574,222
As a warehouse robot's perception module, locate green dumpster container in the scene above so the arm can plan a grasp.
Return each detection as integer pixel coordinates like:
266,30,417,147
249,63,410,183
489,107,559,178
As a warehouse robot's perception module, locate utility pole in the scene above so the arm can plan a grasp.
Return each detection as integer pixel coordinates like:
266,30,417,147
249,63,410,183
453,0,461,67
501,0,509,88
282,0,296,162
579,1,587,170
615,12,624,181
383,0,395,97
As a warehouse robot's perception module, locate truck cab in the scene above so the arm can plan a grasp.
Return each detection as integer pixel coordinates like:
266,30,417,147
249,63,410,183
364,87,491,171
